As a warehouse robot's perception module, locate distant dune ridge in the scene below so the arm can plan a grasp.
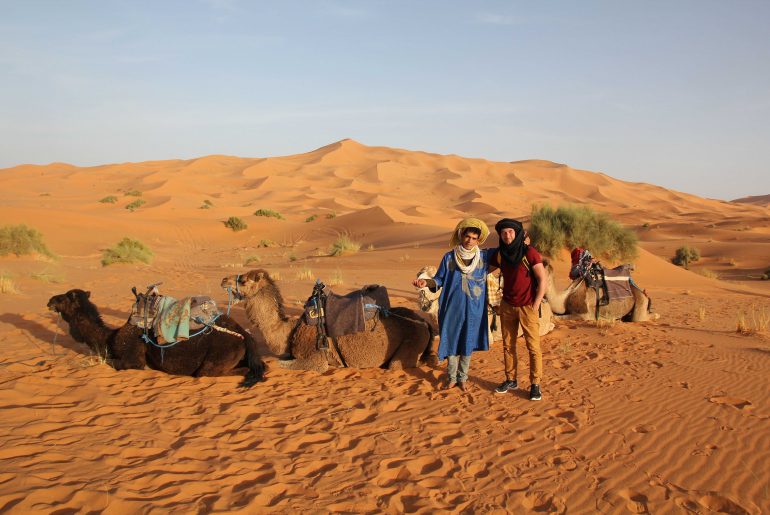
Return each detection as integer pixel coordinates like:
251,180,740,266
1,139,769,513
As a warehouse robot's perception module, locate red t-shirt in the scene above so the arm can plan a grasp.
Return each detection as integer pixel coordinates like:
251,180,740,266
492,246,542,307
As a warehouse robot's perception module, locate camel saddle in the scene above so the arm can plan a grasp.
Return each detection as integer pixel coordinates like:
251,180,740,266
584,263,635,309
303,281,390,339
129,289,220,345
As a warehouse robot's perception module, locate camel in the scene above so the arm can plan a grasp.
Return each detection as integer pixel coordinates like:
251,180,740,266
415,266,555,341
47,289,265,387
544,265,658,322
220,269,436,373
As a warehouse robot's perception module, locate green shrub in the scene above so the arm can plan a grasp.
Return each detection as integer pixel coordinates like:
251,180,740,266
528,204,638,262
258,239,275,248
672,246,700,269
200,199,214,209
99,196,118,204
305,214,318,222
329,234,361,256
124,190,142,197
101,238,153,266
224,217,248,231
0,224,55,257
125,199,146,212
254,209,284,220
326,212,337,219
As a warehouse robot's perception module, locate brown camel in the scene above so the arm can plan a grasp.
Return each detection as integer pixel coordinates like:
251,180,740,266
220,269,436,373
47,289,265,386
544,265,658,322
415,265,555,340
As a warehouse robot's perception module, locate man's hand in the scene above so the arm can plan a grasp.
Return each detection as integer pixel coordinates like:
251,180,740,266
413,279,427,289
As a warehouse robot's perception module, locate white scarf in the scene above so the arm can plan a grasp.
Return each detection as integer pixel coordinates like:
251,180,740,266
453,244,481,275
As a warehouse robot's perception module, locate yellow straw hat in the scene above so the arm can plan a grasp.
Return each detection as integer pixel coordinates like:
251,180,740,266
449,217,489,247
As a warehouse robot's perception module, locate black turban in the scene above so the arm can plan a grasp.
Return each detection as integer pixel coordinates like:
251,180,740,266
495,218,527,268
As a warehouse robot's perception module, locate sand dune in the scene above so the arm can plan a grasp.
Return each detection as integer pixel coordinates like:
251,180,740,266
1,139,769,513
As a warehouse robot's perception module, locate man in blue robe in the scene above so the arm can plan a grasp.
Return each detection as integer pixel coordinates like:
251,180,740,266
413,218,491,391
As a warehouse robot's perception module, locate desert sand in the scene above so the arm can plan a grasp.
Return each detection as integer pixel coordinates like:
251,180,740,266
1,139,769,513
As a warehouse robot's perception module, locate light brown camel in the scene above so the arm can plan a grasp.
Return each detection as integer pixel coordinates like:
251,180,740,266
221,269,436,373
415,266,555,340
47,289,265,387
544,265,658,322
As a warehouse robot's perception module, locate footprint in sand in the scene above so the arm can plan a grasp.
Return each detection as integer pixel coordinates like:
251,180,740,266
631,424,656,434
708,396,753,410
691,443,718,456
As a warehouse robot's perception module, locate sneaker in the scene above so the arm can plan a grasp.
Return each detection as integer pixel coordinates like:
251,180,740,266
529,384,542,401
495,380,517,394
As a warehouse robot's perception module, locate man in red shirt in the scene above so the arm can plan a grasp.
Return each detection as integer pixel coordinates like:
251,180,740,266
489,218,547,401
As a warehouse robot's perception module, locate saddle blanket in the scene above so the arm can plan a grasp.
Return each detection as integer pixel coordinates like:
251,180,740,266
130,295,220,344
304,284,390,337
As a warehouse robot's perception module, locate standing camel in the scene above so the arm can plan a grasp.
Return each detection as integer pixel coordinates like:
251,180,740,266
48,289,265,386
221,269,436,373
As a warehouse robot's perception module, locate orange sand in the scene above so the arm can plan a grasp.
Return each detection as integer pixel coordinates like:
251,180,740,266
1,140,768,513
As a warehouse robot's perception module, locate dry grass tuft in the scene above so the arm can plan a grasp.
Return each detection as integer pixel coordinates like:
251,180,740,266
296,267,313,281
697,305,706,321
699,268,719,279
329,234,360,256
243,255,260,265
327,269,344,286
736,305,769,335
0,272,19,294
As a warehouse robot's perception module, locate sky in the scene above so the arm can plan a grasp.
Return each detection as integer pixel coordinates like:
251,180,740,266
1,0,769,201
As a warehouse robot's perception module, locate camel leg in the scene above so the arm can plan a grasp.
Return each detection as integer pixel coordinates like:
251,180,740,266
278,353,329,373
387,333,428,370
630,287,653,322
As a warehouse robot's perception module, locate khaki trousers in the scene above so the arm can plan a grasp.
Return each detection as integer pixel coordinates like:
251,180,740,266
499,301,542,384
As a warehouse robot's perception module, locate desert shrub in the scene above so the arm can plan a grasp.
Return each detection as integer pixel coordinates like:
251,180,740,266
0,224,55,257
672,246,700,269
224,217,248,232
0,272,18,294
305,214,318,222
254,209,284,220
99,196,118,204
101,238,153,266
699,268,719,279
326,212,337,219
200,200,214,209
329,234,361,256
125,199,146,212
124,190,142,197
258,239,275,248
528,204,638,261
762,267,770,280
243,255,260,265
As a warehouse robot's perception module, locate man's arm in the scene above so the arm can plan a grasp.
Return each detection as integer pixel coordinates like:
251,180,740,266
532,262,547,312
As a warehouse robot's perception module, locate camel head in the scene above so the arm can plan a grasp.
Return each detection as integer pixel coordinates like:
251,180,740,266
47,289,93,319
220,269,276,303
415,266,440,314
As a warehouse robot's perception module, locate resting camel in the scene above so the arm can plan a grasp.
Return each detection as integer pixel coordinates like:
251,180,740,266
47,289,265,387
544,265,658,322
415,266,555,340
220,269,436,373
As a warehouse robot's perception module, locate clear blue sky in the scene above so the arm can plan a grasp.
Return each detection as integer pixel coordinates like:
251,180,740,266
2,1,769,200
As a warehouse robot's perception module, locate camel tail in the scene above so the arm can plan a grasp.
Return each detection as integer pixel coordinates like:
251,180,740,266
241,331,266,387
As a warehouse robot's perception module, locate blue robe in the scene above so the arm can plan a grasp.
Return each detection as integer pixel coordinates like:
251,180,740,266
432,249,491,360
